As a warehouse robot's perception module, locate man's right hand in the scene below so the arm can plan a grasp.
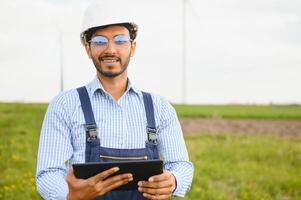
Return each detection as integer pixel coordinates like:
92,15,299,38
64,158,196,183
67,167,133,200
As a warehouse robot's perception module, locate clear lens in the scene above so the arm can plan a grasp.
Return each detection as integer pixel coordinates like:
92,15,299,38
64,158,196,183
91,36,108,45
114,35,130,44
90,35,130,46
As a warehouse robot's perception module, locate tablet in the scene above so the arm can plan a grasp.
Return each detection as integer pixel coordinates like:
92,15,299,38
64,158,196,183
73,159,163,190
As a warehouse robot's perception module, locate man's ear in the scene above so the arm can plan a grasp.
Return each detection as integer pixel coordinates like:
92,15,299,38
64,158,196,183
130,41,136,57
84,42,92,59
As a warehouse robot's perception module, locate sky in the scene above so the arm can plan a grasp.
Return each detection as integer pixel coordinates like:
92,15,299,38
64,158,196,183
0,0,300,104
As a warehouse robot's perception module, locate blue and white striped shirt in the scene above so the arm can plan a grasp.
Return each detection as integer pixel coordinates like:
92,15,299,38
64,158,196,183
36,77,193,199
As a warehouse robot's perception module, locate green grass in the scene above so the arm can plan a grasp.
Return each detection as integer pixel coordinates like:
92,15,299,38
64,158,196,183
0,103,45,199
0,103,301,200
180,134,301,200
173,104,301,119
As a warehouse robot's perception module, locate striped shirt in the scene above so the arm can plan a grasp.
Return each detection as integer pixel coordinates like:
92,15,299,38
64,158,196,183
36,77,194,199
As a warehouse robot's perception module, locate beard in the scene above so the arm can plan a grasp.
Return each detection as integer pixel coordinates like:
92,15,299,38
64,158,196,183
92,52,131,78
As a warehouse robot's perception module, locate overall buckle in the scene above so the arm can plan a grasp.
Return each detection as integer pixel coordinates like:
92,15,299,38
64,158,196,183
85,124,98,141
147,127,157,143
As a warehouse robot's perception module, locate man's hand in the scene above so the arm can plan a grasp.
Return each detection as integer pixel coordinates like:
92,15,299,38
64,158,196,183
138,170,176,200
67,167,133,200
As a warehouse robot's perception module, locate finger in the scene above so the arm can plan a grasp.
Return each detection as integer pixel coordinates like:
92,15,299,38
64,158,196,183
138,186,171,196
67,168,74,177
104,176,133,192
99,174,133,195
91,167,119,183
67,168,76,182
142,193,171,200
148,170,171,182
67,168,84,190
101,173,133,188
138,179,172,189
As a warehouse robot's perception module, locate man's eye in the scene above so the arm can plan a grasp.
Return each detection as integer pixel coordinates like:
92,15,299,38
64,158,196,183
95,41,107,45
115,40,127,44
114,35,129,44
91,36,108,45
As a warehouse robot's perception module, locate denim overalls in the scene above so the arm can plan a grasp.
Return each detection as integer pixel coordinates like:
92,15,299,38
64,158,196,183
77,86,159,200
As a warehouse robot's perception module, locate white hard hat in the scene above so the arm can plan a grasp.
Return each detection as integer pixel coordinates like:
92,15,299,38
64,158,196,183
80,0,138,45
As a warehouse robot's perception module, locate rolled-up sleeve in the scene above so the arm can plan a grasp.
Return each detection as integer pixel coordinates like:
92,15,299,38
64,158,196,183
36,93,73,200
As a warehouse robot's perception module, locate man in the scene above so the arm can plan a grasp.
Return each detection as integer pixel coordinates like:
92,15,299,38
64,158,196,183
36,1,193,199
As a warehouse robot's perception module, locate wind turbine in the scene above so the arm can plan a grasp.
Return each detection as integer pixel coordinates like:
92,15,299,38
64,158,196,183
56,25,64,92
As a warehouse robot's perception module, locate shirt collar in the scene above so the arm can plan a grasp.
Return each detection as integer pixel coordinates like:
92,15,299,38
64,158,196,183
126,79,140,95
87,76,141,97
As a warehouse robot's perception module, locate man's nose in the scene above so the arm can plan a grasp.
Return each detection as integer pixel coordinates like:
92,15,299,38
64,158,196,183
103,40,117,54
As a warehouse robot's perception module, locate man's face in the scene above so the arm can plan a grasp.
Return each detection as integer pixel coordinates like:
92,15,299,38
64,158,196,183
85,25,136,78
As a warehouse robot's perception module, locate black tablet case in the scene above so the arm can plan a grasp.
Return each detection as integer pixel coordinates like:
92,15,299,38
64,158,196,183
73,160,163,190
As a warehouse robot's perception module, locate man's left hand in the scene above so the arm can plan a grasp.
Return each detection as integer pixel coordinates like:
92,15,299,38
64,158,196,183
138,170,176,200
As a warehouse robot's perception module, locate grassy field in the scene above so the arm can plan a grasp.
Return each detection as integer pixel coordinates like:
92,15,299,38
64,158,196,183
182,134,301,200
0,103,301,199
0,103,45,199
1,103,301,120
174,104,301,119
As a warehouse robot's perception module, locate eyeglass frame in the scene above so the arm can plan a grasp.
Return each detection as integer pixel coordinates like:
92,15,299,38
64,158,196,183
88,34,133,49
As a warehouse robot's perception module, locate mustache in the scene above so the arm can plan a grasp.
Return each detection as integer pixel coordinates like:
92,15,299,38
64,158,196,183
98,55,121,62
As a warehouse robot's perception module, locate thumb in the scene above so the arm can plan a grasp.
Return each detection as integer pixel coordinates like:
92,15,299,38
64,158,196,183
67,168,76,182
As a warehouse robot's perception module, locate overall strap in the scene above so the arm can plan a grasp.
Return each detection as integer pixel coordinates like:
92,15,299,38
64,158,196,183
77,86,98,141
142,92,157,144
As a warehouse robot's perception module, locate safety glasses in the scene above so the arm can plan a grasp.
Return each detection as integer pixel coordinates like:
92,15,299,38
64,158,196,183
89,35,132,48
